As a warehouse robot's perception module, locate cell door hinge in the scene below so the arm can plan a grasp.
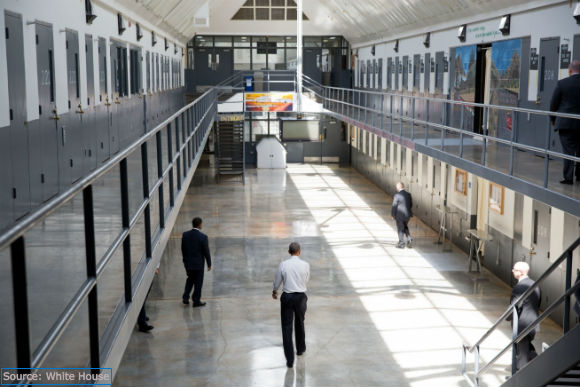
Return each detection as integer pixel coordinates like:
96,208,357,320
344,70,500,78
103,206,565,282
12,188,16,199
39,105,42,115
66,40,69,49
41,173,45,183
36,34,39,45
547,252,550,259
5,27,8,39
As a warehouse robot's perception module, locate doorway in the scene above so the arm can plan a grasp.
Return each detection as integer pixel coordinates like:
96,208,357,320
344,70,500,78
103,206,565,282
474,44,492,134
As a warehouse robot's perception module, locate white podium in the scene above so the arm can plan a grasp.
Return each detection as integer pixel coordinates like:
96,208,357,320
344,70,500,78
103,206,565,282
256,137,287,169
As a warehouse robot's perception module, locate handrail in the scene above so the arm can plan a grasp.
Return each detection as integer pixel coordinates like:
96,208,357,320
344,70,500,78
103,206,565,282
460,236,580,385
0,87,215,250
322,82,580,121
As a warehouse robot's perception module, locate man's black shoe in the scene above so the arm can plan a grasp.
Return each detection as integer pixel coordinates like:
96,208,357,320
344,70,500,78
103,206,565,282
297,351,305,356
182,299,190,305
193,302,206,307
138,324,154,332
145,317,150,321
560,179,573,185
396,243,405,249
286,361,293,368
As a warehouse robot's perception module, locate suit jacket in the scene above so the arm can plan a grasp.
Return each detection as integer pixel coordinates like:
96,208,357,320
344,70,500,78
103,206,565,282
391,189,413,222
549,73,580,131
510,277,541,337
181,229,211,270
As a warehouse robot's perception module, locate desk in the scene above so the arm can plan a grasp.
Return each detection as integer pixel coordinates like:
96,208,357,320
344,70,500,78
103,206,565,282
466,229,492,272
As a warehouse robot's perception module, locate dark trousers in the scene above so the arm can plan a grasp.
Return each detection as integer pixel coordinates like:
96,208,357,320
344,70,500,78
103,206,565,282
396,219,411,244
559,130,580,181
280,292,307,364
183,269,204,304
137,304,147,328
516,334,537,370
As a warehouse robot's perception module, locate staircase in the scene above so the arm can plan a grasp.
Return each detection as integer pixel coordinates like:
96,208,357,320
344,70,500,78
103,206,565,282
215,116,245,183
547,363,580,387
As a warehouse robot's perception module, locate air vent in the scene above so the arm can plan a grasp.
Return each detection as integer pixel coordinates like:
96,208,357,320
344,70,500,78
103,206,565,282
232,0,308,21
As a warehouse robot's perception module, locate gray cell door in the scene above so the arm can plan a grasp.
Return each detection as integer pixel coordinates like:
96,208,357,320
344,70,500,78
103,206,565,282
194,48,213,85
5,12,30,220
372,59,376,89
303,48,322,84
97,37,110,162
65,29,83,183
378,58,383,89
435,51,444,93
146,51,151,92
387,58,392,90
402,56,409,90
35,22,59,201
424,53,431,93
395,57,400,90
109,43,120,154
519,38,559,147
413,54,421,91
83,34,97,173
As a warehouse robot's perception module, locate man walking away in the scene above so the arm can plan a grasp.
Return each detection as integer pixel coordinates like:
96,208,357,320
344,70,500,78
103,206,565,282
509,261,541,370
391,182,413,248
272,242,310,368
550,60,580,185
182,217,212,307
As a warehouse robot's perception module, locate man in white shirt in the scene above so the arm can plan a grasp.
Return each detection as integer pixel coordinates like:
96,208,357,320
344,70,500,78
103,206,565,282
272,242,310,368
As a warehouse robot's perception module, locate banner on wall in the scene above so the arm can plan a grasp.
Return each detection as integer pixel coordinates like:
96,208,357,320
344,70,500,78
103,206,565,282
490,38,521,138
452,45,477,131
244,93,293,112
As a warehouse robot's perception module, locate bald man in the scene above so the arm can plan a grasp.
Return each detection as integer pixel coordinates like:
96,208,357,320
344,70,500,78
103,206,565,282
391,182,413,248
509,261,541,370
550,60,580,184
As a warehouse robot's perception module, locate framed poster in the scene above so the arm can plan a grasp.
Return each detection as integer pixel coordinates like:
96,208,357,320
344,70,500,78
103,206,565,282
454,169,467,195
489,183,504,214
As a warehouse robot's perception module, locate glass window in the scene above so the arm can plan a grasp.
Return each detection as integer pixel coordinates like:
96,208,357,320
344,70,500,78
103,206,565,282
195,36,212,47
272,0,284,5
232,8,253,20
271,8,285,20
304,36,321,47
285,36,297,47
256,8,269,19
234,36,251,47
243,0,253,5
214,36,232,47
234,49,251,70
252,120,269,142
256,0,269,5
286,48,297,70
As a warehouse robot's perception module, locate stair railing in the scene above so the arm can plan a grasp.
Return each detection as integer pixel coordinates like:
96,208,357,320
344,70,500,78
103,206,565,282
461,236,580,386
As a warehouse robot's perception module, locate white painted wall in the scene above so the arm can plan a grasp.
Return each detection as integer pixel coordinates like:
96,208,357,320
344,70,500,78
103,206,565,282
0,0,185,125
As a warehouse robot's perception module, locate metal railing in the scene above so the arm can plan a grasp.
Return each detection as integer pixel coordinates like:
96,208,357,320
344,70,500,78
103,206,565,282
0,87,217,380
301,74,580,195
460,236,580,386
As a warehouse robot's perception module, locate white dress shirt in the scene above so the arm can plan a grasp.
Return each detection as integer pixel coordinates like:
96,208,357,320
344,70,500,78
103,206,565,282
273,255,310,293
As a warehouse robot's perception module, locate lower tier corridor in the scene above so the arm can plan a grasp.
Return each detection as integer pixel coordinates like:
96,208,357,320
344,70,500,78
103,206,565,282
114,162,561,387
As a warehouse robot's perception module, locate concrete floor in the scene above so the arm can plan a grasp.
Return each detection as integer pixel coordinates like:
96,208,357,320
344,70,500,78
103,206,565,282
114,163,562,387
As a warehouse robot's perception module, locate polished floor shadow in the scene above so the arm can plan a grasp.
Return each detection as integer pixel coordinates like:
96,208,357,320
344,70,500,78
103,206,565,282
114,163,562,387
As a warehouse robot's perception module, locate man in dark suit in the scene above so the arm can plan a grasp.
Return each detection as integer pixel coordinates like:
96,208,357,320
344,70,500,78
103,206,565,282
391,182,413,249
509,261,541,370
181,217,212,307
550,60,580,185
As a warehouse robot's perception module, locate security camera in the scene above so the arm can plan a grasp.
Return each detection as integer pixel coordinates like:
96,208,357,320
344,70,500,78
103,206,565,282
574,4,580,24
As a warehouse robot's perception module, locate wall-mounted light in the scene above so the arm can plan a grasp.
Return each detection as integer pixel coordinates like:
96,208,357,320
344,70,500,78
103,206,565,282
371,44,375,56
117,13,126,35
499,14,510,36
174,43,178,54
136,24,143,41
152,31,157,46
574,3,580,24
423,32,430,48
164,37,169,51
394,39,399,53
85,0,97,24
457,24,466,42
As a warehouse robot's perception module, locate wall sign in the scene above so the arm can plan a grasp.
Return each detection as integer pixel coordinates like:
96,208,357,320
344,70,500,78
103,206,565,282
529,48,538,70
560,44,571,69
454,169,467,196
489,183,505,215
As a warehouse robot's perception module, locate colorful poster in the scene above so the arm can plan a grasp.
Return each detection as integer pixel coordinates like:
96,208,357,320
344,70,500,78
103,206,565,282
245,92,293,112
490,38,521,137
452,45,477,131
